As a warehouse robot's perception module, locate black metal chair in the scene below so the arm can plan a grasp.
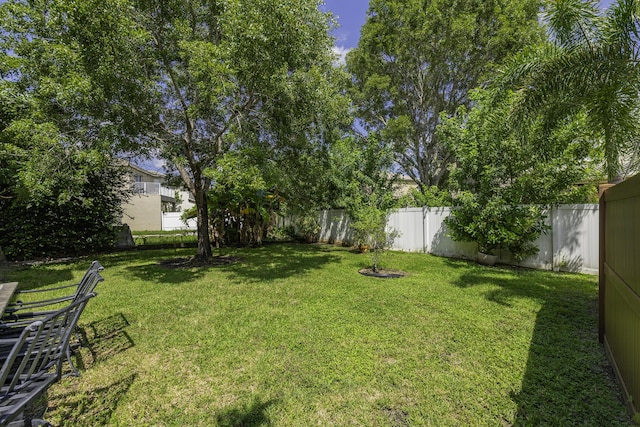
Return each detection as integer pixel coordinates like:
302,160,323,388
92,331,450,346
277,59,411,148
0,293,96,427
0,269,104,378
3,261,103,318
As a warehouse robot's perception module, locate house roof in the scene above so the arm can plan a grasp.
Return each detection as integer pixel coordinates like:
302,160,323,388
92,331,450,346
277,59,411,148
126,163,165,179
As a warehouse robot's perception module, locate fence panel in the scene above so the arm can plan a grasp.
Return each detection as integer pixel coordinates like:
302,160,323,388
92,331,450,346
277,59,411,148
553,205,599,274
318,210,352,244
388,208,425,252
424,207,477,259
600,175,640,416
161,212,196,231
318,205,599,274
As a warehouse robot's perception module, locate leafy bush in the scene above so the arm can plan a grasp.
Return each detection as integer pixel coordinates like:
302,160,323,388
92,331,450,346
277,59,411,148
399,186,451,207
0,167,126,260
445,192,549,260
441,89,599,262
266,225,295,241
296,213,321,242
201,152,283,247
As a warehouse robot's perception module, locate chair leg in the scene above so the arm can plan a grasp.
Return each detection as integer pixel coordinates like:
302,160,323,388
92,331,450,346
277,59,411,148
22,401,52,427
60,346,81,378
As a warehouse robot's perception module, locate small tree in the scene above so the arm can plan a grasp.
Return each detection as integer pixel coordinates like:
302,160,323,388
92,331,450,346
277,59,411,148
350,197,399,272
337,134,400,271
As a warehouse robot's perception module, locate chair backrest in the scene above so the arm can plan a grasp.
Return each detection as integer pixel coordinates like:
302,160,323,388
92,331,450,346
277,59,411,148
73,269,104,302
73,261,104,295
0,293,97,397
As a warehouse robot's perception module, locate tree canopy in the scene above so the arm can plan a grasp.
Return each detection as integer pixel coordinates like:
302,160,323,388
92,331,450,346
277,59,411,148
346,0,544,190
0,46,128,259
1,0,350,260
493,0,640,182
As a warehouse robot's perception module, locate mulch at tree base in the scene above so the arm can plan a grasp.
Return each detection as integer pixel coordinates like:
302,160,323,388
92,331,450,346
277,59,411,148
358,268,408,279
158,255,242,268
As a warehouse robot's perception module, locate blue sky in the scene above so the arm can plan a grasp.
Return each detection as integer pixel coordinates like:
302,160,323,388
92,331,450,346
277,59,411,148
321,0,369,63
321,0,369,49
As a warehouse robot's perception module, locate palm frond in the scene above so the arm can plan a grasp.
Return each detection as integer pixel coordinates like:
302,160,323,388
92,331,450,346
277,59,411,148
543,0,601,49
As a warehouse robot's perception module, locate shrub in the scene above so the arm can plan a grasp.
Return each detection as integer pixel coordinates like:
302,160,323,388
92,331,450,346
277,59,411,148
0,167,125,260
445,192,549,260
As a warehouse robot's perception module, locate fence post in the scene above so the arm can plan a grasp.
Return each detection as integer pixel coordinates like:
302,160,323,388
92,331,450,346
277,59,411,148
598,191,607,343
423,207,428,254
550,205,555,271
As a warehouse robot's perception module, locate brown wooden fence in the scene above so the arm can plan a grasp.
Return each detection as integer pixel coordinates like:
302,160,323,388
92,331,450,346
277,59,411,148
599,174,640,416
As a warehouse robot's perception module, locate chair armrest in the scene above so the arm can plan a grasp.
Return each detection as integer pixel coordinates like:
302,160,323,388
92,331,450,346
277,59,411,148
5,295,75,313
15,282,79,294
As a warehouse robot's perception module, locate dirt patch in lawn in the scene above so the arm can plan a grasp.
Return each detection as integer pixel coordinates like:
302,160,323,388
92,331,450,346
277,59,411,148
358,268,408,279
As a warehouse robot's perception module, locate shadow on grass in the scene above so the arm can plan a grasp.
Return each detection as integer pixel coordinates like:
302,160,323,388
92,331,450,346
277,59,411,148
447,260,632,426
7,264,80,291
222,243,342,283
124,262,214,284
216,397,277,427
49,373,137,426
119,244,343,285
76,313,134,369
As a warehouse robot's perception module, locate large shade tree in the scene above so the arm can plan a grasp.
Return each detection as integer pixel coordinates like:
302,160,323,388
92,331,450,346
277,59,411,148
346,0,544,190
494,0,640,182
1,0,348,261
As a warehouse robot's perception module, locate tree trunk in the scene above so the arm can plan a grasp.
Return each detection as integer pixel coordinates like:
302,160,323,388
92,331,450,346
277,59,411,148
194,186,212,261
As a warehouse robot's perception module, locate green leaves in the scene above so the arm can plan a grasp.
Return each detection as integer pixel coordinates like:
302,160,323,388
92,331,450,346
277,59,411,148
446,192,549,259
347,0,544,188
2,0,348,258
495,0,640,181
444,88,599,260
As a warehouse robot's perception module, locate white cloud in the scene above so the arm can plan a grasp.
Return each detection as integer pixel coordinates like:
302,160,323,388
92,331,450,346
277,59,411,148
152,158,167,170
332,45,351,66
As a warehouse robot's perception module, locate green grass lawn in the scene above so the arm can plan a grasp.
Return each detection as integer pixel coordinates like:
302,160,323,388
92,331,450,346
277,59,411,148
131,230,197,247
6,244,633,426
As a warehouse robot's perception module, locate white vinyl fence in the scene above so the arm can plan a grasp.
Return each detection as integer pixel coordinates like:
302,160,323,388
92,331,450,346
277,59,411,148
318,205,600,275
162,212,196,231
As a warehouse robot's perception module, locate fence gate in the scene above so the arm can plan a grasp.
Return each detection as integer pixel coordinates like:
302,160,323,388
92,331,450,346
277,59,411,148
599,174,640,416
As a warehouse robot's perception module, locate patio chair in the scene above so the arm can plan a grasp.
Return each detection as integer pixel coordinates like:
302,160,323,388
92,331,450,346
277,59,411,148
0,293,96,427
1,264,104,326
3,261,103,317
0,269,103,378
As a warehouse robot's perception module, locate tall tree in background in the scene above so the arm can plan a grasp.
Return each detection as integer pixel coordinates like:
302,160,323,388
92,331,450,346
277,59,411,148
347,0,544,190
2,0,349,261
494,0,640,182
